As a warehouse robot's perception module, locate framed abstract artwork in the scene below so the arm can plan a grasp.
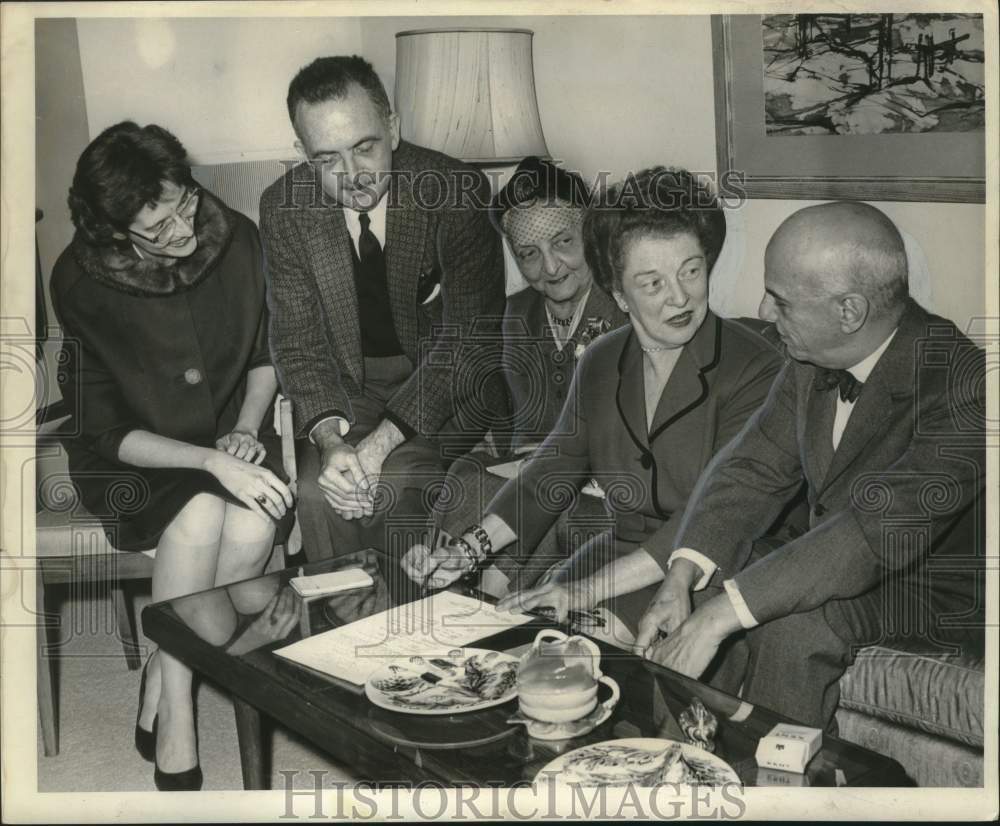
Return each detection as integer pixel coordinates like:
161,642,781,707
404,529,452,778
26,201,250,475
712,14,986,202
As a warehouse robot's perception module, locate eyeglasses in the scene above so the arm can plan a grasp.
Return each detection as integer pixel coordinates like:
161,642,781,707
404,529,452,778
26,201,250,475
529,605,608,630
129,187,201,246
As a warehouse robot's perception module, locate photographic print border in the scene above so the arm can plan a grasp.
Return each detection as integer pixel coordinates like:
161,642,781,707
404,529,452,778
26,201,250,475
712,14,987,203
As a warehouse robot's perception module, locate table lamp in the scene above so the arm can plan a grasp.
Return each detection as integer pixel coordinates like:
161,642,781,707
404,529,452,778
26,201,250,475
394,27,550,165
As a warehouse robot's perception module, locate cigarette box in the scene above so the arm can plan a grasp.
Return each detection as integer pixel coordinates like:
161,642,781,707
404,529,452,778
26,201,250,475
290,568,373,598
754,723,822,774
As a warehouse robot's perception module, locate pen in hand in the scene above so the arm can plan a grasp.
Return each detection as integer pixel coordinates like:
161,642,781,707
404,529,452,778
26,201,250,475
420,526,442,597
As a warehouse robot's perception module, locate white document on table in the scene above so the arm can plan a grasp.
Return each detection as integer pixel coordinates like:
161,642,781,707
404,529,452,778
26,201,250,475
273,592,533,686
485,458,607,498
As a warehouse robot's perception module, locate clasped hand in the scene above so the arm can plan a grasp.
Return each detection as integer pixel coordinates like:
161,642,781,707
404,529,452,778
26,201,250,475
215,429,266,464
317,438,386,520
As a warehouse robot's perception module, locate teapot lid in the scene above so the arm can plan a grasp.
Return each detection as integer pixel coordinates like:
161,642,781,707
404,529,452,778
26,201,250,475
518,631,602,693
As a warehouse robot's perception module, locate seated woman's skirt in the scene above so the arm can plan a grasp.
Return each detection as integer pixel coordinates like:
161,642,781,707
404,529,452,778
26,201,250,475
60,431,291,552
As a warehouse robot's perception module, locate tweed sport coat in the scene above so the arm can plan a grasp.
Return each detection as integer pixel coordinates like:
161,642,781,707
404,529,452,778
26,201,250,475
259,141,508,440
488,313,785,566
675,299,986,629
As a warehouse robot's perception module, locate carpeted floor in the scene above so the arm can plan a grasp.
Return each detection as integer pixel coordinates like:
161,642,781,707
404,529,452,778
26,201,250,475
36,588,357,792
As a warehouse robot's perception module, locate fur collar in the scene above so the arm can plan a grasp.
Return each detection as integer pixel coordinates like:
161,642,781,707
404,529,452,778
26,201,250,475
71,189,236,297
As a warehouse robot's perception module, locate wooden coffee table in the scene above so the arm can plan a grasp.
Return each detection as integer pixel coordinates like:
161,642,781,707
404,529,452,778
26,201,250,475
141,549,912,789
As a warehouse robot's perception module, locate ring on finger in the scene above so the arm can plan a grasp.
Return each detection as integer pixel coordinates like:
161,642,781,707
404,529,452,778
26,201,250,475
255,494,268,506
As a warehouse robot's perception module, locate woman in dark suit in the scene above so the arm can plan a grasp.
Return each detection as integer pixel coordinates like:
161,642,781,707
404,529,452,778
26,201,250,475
402,167,789,645
51,122,293,790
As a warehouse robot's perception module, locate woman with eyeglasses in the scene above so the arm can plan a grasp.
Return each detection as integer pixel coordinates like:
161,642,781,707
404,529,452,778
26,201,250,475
51,121,294,791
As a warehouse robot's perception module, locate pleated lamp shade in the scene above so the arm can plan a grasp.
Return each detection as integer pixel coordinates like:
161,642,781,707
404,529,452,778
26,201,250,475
394,28,550,163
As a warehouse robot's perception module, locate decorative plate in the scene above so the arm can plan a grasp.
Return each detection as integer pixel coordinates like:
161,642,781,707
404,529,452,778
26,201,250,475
364,649,519,715
534,738,740,788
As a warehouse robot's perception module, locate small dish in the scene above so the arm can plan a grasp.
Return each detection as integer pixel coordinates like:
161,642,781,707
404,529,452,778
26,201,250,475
364,648,518,715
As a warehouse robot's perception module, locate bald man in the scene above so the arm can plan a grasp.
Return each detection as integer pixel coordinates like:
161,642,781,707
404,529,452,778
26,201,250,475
636,202,985,731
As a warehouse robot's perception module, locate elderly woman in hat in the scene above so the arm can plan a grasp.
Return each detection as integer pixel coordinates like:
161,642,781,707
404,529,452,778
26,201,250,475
403,166,796,655
408,157,627,595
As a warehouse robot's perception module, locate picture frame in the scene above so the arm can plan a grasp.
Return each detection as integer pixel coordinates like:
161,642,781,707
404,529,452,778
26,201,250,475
712,14,986,203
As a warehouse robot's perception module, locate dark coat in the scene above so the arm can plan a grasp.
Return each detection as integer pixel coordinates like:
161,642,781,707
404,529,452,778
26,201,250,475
676,299,985,629
488,312,785,565
259,140,509,440
50,192,278,550
501,285,628,452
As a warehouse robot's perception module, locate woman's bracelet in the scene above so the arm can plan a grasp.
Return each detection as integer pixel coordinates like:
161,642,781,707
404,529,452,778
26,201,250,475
450,535,480,572
463,524,493,564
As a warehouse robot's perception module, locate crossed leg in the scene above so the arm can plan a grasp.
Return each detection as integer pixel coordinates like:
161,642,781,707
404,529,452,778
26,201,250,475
141,494,275,773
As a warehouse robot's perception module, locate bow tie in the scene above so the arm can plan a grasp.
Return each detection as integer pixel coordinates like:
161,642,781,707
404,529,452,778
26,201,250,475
814,368,864,403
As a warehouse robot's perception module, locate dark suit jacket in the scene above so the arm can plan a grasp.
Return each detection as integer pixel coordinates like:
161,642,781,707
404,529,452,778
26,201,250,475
501,285,628,452
259,141,508,439
488,312,784,564
675,299,985,628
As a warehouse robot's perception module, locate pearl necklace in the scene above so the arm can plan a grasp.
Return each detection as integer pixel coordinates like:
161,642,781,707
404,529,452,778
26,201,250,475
641,344,678,353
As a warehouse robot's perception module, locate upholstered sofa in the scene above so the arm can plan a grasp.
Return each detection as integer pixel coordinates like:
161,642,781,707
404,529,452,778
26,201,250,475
836,637,984,787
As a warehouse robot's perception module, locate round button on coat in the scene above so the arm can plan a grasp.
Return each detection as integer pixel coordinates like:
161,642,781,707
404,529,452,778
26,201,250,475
184,368,203,385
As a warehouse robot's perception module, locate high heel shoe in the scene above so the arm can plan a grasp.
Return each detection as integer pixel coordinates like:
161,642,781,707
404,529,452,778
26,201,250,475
154,762,203,792
134,653,157,762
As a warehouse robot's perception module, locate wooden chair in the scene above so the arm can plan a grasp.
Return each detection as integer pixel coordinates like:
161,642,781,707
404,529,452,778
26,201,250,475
36,398,297,756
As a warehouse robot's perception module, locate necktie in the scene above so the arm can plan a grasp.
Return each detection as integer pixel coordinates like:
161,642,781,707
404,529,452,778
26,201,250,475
358,212,384,275
353,210,402,357
814,368,864,403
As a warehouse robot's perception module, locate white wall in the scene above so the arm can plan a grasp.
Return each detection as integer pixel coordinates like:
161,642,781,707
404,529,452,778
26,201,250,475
362,15,717,182
363,14,985,330
76,17,363,163
36,20,91,318
722,199,986,332
35,19,92,422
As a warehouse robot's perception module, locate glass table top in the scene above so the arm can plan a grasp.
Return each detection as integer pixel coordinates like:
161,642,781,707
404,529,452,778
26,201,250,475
143,548,909,788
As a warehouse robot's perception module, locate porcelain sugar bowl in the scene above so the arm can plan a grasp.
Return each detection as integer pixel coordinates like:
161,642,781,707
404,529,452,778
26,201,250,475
516,629,620,725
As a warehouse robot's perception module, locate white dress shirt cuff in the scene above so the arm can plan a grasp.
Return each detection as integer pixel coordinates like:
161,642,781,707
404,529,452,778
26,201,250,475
308,416,350,444
666,548,717,591
723,579,760,630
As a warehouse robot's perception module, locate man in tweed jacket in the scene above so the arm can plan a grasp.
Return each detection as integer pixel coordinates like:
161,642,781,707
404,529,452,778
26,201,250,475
260,56,507,560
